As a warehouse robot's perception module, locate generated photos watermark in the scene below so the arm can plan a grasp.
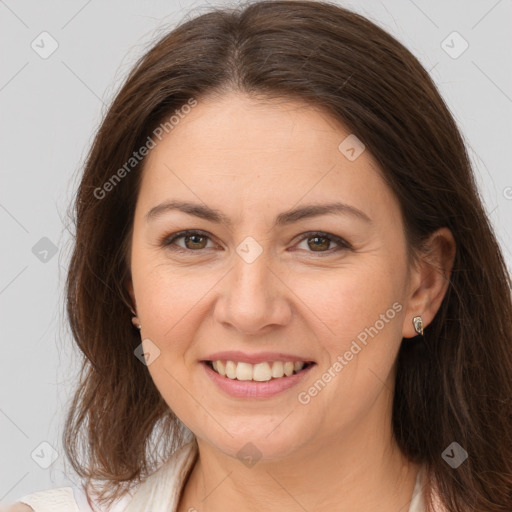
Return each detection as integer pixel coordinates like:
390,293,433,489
297,301,403,405
94,97,198,200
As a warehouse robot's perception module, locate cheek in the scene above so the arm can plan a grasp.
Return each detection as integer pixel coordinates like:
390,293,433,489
131,261,208,419
306,261,403,347
296,271,403,425
131,255,218,352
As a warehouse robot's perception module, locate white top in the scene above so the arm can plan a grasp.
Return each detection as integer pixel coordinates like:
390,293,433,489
13,439,443,511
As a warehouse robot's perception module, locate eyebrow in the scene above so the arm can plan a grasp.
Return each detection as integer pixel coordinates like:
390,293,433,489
145,200,372,228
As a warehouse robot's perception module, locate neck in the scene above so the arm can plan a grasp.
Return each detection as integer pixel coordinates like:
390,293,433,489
178,408,420,512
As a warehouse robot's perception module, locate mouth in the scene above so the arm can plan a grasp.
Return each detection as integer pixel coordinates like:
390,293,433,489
202,359,316,382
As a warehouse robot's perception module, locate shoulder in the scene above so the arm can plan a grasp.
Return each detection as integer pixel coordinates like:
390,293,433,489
7,487,83,512
7,438,198,512
9,481,135,512
2,504,34,512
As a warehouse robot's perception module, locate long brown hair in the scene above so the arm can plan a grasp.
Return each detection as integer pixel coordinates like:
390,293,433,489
63,1,512,510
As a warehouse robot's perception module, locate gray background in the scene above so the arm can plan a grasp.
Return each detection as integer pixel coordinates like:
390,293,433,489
1,0,511,506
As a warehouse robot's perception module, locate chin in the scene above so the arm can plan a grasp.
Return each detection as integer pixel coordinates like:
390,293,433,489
195,420,312,463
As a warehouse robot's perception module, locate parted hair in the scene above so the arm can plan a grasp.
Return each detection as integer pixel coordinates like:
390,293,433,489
63,1,512,510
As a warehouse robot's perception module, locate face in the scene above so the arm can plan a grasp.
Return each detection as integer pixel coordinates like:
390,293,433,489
128,91,414,462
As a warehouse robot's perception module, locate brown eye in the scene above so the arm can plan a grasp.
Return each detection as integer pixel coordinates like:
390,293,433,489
294,231,351,255
161,230,351,256
161,230,215,252
307,235,331,251
182,233,208,250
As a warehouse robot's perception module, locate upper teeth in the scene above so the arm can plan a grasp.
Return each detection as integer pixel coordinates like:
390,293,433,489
211,360,307,381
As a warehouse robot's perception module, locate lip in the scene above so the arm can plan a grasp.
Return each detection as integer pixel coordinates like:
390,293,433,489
201,351,315,365
201,360,316,399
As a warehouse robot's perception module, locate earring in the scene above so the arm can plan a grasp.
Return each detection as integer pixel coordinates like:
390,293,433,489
412,316,424,336
131,317,142,330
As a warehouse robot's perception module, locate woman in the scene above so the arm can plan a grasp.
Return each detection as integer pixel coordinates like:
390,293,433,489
9,1,512,511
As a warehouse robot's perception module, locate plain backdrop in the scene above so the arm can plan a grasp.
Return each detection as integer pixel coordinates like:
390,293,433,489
1,0,511,505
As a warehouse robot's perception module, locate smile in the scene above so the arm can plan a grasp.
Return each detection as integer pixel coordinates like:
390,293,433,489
206,360,314,381
201,358,317,398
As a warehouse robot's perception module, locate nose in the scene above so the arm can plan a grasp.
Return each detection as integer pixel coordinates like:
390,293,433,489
214,252,292,335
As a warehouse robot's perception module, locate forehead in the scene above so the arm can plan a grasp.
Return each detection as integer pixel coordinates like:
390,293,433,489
147,92,362,163
137,92,400,227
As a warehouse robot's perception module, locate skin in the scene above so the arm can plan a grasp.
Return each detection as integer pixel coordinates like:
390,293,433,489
126,91,456,512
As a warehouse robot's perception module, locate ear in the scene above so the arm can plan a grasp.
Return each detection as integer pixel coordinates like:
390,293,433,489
125,277,142,329
402,227,456,338
124,275,138,316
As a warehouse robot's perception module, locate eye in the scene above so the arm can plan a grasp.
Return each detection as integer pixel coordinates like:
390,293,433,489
161,230,216,252
293,231,352,255
160,230,352,255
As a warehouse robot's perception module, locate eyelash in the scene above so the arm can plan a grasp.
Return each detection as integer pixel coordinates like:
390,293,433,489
159,229,352,256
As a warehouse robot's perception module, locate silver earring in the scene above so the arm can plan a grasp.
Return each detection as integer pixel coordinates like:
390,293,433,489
131,317,142,330
412,316,424,336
